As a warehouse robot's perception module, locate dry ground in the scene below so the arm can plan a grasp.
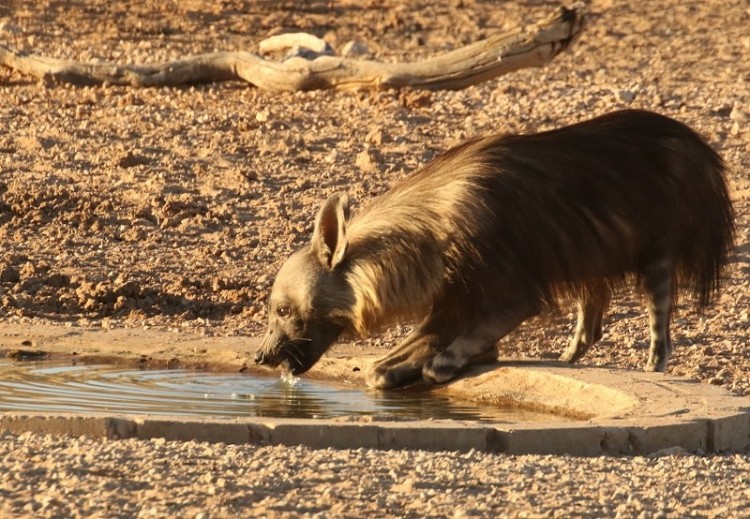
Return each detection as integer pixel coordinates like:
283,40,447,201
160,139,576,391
0,0,749,517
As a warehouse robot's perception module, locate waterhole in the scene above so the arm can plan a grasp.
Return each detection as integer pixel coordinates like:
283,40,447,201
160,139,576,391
0,360,563,423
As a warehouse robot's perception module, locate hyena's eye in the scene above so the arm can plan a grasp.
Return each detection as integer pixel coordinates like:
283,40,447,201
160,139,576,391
276,305,291,318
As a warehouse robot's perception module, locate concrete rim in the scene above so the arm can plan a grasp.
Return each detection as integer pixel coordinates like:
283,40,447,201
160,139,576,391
1,358,748,456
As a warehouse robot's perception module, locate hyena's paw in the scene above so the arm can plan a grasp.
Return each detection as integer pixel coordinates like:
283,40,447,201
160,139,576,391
559,346,585,365
644,352,668,372
560,334,600,364
645,340,671,372
365,362,423,389
422,352,464,385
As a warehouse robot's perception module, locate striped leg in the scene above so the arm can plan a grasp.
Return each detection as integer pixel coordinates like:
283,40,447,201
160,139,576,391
366,312,459,389
560,286,611,365
643,261,674,372
422,306,535,385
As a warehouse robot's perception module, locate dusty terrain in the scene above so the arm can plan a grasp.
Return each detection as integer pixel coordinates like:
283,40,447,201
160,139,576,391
1,0,749,517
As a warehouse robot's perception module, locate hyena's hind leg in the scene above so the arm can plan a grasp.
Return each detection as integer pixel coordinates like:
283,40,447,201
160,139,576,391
642,260,674,372
366,314,459,389
422,307,535,385
559,285,611,365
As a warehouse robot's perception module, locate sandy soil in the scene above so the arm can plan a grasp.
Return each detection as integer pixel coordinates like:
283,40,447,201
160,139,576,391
1,0,749,516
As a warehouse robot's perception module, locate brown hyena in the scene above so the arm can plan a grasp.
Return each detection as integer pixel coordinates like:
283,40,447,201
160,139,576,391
254,109,735,388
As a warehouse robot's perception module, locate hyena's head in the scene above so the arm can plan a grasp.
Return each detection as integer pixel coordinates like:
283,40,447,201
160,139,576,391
255,193,355,375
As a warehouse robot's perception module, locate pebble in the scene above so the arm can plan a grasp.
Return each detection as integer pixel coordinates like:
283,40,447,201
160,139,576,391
355,149,378,173
729,106,747,122
617,89,636,103
0,21,22,34
341,40,370,58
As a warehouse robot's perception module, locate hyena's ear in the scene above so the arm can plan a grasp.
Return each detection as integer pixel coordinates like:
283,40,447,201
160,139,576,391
311,193,350,269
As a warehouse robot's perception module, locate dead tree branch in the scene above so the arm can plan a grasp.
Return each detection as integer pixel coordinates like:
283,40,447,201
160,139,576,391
0,6,585,91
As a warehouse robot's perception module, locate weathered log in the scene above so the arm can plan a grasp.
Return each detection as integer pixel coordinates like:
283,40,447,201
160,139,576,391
0,5,585,91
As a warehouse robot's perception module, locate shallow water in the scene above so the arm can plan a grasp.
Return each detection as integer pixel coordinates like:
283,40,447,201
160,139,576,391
0,360,562,423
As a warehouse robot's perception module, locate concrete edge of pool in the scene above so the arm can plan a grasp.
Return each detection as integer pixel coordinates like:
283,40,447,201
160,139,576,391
1,361,748,456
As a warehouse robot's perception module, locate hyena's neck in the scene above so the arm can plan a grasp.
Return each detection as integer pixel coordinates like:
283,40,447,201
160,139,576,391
343,196,478,336
341,139,491,336
344,236,444,336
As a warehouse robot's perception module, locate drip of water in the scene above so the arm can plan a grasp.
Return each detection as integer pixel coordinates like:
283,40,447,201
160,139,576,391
0,360,566,423
279,371,300,387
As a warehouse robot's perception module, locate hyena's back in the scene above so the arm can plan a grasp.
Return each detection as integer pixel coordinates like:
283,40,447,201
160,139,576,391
386,109,735,312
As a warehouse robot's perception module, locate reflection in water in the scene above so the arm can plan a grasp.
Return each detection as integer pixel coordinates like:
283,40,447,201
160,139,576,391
0,360,559,423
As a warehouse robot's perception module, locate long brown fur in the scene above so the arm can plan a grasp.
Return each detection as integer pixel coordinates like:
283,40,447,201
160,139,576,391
256,109,735,388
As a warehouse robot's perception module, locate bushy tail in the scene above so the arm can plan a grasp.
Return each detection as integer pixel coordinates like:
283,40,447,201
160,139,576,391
680,149,735,308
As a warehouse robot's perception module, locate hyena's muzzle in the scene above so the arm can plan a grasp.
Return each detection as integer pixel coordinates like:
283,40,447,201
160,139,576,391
254,333,308,374
255,320,344,375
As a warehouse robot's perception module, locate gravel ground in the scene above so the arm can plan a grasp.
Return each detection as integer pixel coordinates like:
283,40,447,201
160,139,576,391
0,431,748,518
1,0,750,516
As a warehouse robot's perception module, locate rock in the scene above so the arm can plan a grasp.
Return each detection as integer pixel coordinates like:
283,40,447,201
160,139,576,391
617,89,636,103
729,106,747,122
114,280,141,298
258,32,332,56
0,265,20,283
365,128,388,145
0,21,22,34
44,273,70,288
355,150,378,173
399,90,433,108
341,40,370,58
325,149,340,164
391,477,415,493
116,151,150,168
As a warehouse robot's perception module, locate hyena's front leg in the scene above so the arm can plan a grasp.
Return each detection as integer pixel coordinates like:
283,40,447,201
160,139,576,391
642,260,674,372
366,315,459,389
560,286,611,364
422,307,535,385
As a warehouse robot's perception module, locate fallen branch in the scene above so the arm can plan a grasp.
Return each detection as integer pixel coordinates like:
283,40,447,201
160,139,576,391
0,5,585,91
